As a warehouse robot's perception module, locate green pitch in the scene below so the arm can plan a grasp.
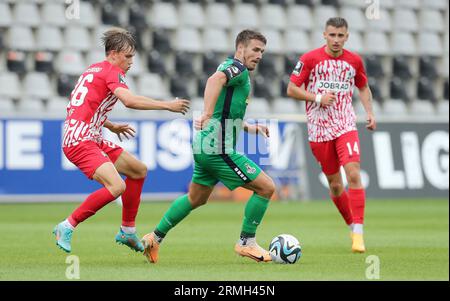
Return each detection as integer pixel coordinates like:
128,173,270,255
0,199,448,281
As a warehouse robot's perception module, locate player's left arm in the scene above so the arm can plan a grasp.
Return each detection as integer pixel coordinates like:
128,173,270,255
104,120,136,142
243,121,270,138
358,84,377,131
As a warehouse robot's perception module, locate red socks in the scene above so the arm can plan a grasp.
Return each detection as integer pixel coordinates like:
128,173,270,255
68,187,116,227
121,177,145,227
348,188,366,224
331,191,354,226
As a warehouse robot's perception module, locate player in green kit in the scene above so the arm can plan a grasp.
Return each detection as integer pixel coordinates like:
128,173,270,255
141,30,275,263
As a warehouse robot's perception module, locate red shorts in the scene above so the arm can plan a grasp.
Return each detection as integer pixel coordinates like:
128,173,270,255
309,131,361,175
63,140,124,179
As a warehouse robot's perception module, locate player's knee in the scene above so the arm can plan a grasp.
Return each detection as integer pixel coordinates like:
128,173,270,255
347,170,361,187
329,181,344,195
134,162,148,179
258,178,275,199
108,180,126,197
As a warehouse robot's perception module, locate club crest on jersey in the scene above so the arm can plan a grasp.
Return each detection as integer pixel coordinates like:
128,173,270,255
118,74,126,85
292,61,304,76
245,163,256,174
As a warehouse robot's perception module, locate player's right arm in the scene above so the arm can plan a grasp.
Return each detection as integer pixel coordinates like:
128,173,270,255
194,71,227,130
286,55,336,106
114,87,190,114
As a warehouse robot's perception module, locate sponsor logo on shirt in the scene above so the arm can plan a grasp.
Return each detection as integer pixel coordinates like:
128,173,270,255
85,67,102,73
316,80,351,92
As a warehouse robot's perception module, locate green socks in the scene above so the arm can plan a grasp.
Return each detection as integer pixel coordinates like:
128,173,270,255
155,194,193,236
241,193,270,237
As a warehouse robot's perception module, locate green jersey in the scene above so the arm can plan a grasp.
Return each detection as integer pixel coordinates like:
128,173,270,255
193,57,251,155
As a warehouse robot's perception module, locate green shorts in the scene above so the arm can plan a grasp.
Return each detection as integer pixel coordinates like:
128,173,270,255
192,152,262,191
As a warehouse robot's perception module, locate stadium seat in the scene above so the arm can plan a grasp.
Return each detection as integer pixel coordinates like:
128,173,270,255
190,97,205,115
417,77,438,103
16,98,46,113
8,26,35,52
196,76,208,100
41,2,67,27
0,97,15,113
339,7,366,32
419,10,445,33
422,0,448,10
382,99,409,116
147,50,168,76
436,101,449,116
175,52,197,77
339,0,366,8
410,100,436,116
258,53,279,80
364,32,390,56
314,6,338,29
35,51,55,73
152,29,173,54
203,28,232,53
269,0,288,5
67,1,97,28
295,0,314,6
123,75,137,93
233,4,260,29
127,25,146,50
445,80,449,100
47,97,69,115
137,73,169,99
391,32,417,56
179,2,206,29
23,72,53,100
368,78,384,103
65,27,91,52
365,55,384,79
273,98,300,114
36,26,63,52
394,0,420,10
263,29,284,54
390,77,409,103
205,3,232,29
418,32,444,57
345,31,363,54
86,50,105,66
280,74,292,97
245,97,271,118
57,50,85,76
311,29,327,49
102,4,121,26
393,9,419,33
202,52,224,76
6,51,27,74
354,99,382,116
0,2,13,28
420,56,439,80
321,0,340,6
287,5,313,31
174,28,202,53
284,30,311,55
149,2,179,30
57,74,77,97
253,76,274,100
13,2,40,27
393,56,413,80
366,9,392,32
379,0,394,10
284,54,299,75
0,72,21,99
260,5,287,30
170,76,191,100
129,3,148,30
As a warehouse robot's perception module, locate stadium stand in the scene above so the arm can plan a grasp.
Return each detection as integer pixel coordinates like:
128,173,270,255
0,0,447,118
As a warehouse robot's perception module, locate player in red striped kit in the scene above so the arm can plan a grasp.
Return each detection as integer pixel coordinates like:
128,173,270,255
287,18,376,253
53,28,190,253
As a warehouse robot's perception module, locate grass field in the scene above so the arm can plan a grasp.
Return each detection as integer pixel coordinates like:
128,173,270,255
0,199,448,281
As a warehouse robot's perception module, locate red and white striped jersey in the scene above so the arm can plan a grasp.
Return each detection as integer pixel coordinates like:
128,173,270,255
290,46,368,142
62,61,128,147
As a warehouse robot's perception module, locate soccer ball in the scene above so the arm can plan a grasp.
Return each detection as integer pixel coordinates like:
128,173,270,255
269,234,302,264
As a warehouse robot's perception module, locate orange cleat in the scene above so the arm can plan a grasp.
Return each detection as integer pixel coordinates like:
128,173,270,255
141,232,160,263
351,233,366,253
234,242,272,262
